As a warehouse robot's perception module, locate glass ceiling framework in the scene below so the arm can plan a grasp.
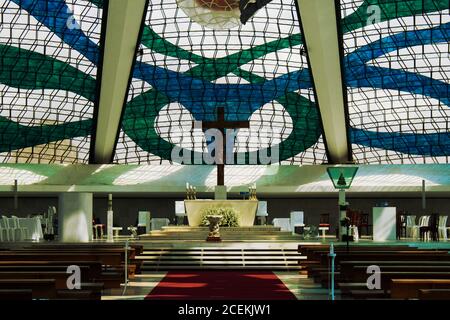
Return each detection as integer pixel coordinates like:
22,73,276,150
340,0,450,164
0,0,103,163
114,0,327,165
0,0,447,166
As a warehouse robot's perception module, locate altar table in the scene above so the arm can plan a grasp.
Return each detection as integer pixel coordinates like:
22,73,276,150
184,200,258,227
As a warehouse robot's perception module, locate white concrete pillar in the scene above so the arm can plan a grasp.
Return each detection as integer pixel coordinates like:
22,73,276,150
58,193,93,242
107,194,113,241
338,189,347,240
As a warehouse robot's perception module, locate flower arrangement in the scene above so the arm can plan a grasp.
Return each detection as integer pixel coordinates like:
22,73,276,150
304,225,319,239
200,206,240,227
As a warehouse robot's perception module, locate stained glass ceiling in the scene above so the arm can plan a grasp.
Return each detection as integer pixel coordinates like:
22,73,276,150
0,0,103,163
341,0,449,164
0,0,448,165
114,0,326,165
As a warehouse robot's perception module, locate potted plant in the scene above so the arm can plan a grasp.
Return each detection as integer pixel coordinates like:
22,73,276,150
200,207,239,227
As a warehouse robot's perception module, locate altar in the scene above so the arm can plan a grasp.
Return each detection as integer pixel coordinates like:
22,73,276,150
184,200,258,227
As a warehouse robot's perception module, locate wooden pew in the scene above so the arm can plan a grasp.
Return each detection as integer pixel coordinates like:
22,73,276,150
0,271,88,289
340,260,450,276
345,271,450,289
5,246,143,275
391,279,450,299
55,289,99,300
0,279,57,299
320,251,450,265
299,244,450,300
298,245,433,272
0,243,146,299
13,248,137,259
0,289,32,300
0,262,121,289
0,252,123,265
418,289,450,300
21,243,144,258
0,278,104,300
0,261,99,273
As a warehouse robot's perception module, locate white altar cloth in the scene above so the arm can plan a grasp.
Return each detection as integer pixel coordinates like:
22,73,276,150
185,200,258,227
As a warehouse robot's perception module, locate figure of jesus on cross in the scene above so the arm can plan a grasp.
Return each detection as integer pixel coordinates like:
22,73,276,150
201,106,250,186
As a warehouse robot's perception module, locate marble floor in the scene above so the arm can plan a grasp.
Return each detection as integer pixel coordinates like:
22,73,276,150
102,271,332,300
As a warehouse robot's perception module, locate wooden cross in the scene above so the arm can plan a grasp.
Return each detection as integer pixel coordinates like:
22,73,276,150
202,107,250,186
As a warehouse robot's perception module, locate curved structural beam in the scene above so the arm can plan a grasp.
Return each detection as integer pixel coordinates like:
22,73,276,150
296,0,350,163
91,0,147,163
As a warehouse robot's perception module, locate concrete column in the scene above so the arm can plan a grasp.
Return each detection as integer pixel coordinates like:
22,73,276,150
58,193,93,242
338,189,347,240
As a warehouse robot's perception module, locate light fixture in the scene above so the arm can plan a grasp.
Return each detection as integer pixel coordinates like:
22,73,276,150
326,166,359,242
326,166,358,190
177,0,241,30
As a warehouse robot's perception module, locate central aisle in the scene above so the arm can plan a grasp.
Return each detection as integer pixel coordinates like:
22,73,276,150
145,271,297,300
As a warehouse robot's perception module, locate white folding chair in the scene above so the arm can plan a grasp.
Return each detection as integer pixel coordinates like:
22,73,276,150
11,216,27,241
411,215,429,239
406,215,417,238
175,201,186,225
256,201,268,225
151,218,170,231
138,211,151,233
438,215,448,241
290,211,305,235
417,216,431,241
2,216,18,241
0,218,8,241
15,216,30,240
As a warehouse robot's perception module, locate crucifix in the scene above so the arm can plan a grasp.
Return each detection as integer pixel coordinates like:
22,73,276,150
202,106,250,186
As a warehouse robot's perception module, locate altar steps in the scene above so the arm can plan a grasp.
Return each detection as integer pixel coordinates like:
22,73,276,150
137,248,305,271
139,226,301,241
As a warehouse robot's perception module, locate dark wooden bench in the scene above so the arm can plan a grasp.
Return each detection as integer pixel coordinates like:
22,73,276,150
0,278,104,300
320,251,450,265
0,279,57,299
0,252,123,265
418,289,450,300
340,260,450,275
298,244,450,300
0,289,32,300
349,271,450,290
13,248,137,259
348,289,388,299
0,243,148,300
391,279,450,299
1,247,142,276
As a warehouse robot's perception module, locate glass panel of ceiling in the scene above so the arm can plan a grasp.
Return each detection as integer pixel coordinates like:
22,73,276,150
340,0,449,164
0,0,103,163
114,0,327,165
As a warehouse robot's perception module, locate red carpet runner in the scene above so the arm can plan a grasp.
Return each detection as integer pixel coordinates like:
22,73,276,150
145,271,296,300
